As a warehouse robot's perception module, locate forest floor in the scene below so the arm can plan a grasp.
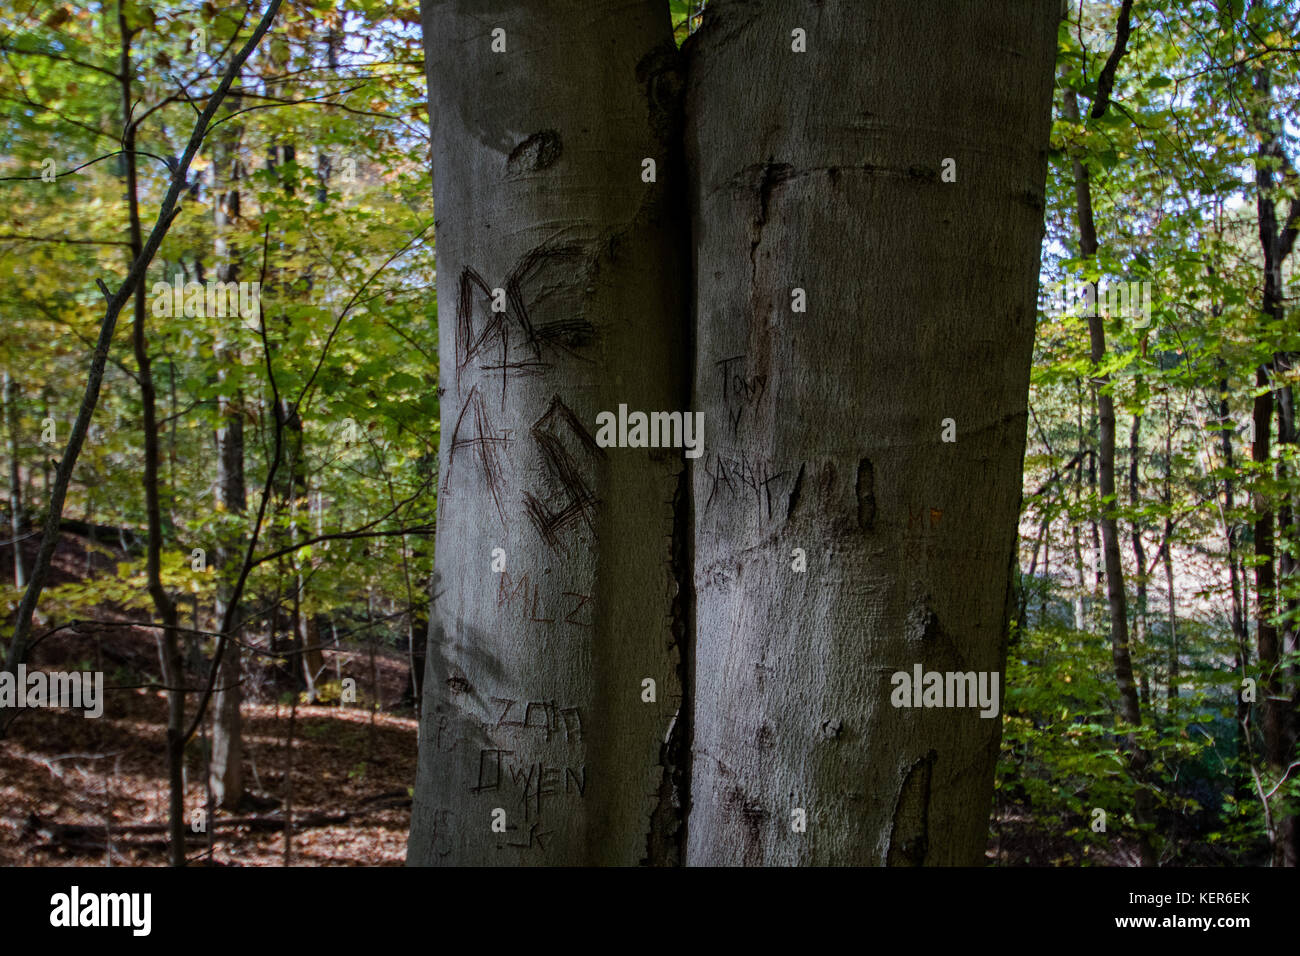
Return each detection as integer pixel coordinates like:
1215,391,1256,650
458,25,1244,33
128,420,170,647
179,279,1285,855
1,643,418,866
0,530,417,866
1,529,1166,866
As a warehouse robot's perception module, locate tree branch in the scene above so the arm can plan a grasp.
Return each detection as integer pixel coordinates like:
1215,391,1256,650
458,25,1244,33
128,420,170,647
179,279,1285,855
2,0,285,714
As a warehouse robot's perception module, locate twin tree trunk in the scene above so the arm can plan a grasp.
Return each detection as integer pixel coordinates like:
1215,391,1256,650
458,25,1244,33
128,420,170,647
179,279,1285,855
408,0,1057,865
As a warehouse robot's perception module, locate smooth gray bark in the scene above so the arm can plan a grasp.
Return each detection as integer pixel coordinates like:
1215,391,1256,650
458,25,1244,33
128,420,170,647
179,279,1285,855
407,0,690,865
683,0,1057,865
210,119,247,811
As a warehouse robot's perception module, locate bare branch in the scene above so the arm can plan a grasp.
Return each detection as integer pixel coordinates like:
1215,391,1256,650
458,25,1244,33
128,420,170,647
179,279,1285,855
2,0,286,714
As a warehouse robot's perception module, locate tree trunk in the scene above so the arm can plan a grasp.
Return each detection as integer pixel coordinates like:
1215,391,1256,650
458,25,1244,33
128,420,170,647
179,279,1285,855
300,611,327,703
295,103,336,703
407,0,691,865
3,371,22,588
118,2,184,866
1072,382,1088,630
1066,110,1142,731
210,109,247,812
273,401,307,693
683,0,1057,865
1129,410,1148,705
1249,61,1298,867
1276,386,1298,864
1088,442,1102,590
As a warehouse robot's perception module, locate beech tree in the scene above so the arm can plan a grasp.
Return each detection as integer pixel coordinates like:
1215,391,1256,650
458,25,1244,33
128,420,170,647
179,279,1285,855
6,0,1296,874
406,0,691,864
408,0,1057,866
684,0,1057,866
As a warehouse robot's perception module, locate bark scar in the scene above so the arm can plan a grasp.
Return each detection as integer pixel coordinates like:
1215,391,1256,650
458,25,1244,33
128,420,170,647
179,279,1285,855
506,130,562,175
635,42,685,145
748,160,794,278
906,595,944,645
887,749,936,866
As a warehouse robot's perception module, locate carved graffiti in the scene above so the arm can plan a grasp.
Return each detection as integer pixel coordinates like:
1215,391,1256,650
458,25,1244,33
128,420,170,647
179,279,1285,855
486,698,583,741
715,354,767,435
443,383,512,527
522,396,606,551
454,244,595,407
907,503,944,533
426,807,455,859
703,450,790,520
497,572,594,630
497,571,554,623
561,591,595,628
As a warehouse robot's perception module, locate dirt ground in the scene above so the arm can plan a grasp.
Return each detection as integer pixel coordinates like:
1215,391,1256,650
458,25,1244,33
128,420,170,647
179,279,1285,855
0,650,416,868
1,531,420,866
0,639,418,866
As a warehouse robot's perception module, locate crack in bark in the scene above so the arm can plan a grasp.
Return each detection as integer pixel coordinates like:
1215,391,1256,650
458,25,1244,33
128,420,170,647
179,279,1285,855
644,459,694,865
855,457,876,531
786,461,806,520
